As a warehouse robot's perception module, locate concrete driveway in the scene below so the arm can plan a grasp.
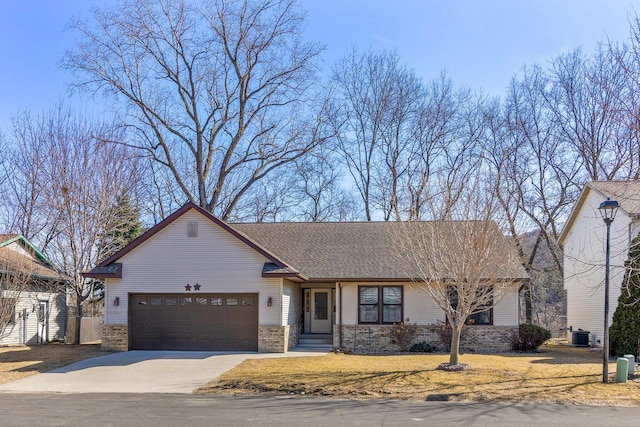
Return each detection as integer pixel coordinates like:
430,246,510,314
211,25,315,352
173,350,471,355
0,348,328,394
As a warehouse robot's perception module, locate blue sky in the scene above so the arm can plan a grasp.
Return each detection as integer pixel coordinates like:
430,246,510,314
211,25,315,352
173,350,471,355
1,0,638,132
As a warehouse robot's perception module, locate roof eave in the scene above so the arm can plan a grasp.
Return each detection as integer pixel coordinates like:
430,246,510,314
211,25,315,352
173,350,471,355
30,273,69,282
313,276,529,283
262,272,308,281
313,277,420,283
558,184,591,247
83,263,123,279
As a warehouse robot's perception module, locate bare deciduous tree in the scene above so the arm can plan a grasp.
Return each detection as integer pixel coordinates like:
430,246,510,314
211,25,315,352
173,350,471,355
499,66,581,322
292,147,357,222
331,49,421,220
549,46,635,181
231,177,297,222
140,157,186,224
0,244,63,341
405,73,459,220
430,88,486,220
64,0,330,220
1,113,59,250
610,15,640,180
5,107,142,344
392,184,526,366
331,53,488,222
0,249,33,340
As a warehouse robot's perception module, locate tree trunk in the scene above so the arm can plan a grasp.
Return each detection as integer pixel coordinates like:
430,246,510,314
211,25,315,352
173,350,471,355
449,325,462,365
525,284,533,324
74,294,83,345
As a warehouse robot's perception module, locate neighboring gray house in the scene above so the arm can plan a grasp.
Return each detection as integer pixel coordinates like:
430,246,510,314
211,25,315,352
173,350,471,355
559,181,640,346
87,202,528,353
0,234,67,346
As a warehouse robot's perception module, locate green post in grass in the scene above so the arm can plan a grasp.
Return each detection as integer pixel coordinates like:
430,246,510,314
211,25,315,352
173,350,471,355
616,358,629,383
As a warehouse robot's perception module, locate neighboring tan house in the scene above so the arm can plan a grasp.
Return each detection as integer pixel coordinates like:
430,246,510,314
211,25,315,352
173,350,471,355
0,234,67,346
86,202,528,353
559,181,640,346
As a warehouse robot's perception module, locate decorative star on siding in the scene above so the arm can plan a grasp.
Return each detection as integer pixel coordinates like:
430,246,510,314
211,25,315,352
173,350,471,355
194,283,201,291
184,284,191,291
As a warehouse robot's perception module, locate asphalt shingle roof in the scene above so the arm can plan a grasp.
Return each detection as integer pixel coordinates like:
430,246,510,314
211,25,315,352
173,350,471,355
84,203,528,282
589,181,640,215
0,247,63,281
232,221,528,281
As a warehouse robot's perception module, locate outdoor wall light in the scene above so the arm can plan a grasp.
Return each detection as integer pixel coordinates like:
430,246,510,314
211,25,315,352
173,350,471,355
267,297,272,307
113,297,120,307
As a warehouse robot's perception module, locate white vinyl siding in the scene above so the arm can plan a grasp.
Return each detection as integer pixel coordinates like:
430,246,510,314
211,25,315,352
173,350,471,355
0,292,65,345
493,286,518,326
339,283,357,324
340,282,519,326
6,241,31,257
104,209,282,326
282,280,301,326
563,189,629,344
402,283,446,324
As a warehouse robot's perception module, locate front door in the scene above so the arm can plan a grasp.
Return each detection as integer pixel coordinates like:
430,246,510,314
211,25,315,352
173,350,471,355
310,289,331,333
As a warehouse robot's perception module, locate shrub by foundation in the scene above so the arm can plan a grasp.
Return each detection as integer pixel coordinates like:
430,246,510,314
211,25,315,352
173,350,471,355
409,341,437,353
384,318,419,352
511,323,551,351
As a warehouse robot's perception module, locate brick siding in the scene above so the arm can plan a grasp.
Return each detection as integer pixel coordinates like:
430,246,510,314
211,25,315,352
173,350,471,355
335,324,517,353
286,323,300,351
258,326,288,352
101,324,128,351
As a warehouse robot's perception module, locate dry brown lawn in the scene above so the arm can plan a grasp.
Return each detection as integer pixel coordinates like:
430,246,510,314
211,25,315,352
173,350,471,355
197,341,640,406
0,343,109,385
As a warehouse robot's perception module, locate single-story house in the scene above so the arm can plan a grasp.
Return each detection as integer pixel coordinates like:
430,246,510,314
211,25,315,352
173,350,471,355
86,202,528,353
559,181,640,346
0,234,67,345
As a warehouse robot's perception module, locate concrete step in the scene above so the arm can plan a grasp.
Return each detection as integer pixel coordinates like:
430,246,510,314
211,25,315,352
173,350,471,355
297,342,332,348
298,340,332,346
298,334,332,346
291,345,333,353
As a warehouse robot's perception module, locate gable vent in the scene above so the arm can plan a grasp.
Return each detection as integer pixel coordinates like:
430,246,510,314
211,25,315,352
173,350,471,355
187,221,198,237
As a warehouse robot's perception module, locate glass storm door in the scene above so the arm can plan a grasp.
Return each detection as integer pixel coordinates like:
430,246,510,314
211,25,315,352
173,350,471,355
310,290,332,333
37,301,49,344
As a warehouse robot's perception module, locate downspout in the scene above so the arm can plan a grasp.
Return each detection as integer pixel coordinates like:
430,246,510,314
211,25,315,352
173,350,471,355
629,216,639,242
22,309,29,344
338,281,343,349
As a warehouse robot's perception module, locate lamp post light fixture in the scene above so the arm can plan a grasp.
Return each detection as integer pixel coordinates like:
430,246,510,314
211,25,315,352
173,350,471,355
598,197,619,383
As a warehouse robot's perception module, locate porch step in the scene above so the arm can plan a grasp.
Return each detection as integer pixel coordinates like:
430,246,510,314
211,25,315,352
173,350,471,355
298,334,333,347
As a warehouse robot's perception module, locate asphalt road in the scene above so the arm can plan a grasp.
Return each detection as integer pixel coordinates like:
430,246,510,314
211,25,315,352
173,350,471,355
0,394,639,427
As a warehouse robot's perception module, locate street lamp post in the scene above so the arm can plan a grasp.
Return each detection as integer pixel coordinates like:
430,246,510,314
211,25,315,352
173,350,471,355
598,197,619,384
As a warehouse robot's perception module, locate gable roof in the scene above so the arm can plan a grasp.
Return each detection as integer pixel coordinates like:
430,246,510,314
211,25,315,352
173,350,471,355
84,202,304,280
559,181,640,245
233,221,529,281
85,202,528,282
0,235,64,281
589,181,640,215
0,234,49,263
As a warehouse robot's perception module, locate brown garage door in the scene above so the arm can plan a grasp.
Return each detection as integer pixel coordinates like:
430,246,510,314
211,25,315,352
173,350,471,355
129,293,258,351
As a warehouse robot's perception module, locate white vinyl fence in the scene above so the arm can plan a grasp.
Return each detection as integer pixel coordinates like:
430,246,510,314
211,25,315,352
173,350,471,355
66,316,102,344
